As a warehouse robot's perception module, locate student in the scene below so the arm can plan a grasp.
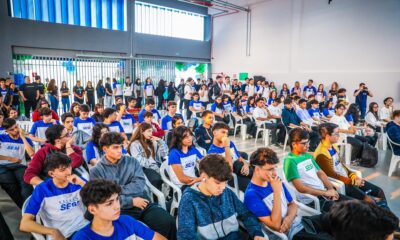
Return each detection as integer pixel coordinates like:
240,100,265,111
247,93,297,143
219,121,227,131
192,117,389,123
144,111,165,139
144,77,155,98
296,99,318,126
103,108,128,141
138,98,161,124
327,200,399,240
96,79,106,106
315,84,326,103
90,132,176,239
280,83,290,98
222,94,233,113
86,123,110,166
7,107,29,121
208,122,252,191
315,123,388,207
85,81,95,111
34,76,45,99
32,99,59,122
116,103,136,138
0,111,4,134
166,115,183,147
126,97,141,122
73,80,85,104
194,111,214,151
129,123,168,190
161,101,184,131
365,102,384,132
232,98,257,138
70,102,81,117
112,78,123,100
322,100,335,119
73,104,97,136
20,152,88,239
123,77,133,104
178,154,265,240
61,112,74,136
24,124,84,186
245,147,332,240
92,103,105,123
302,79,316,98
189,92,205,118
0,118,34,208
380,97,394,122
354,83,373,119
386,110,400,157
60,80,71,114
19,76,39,119
29,107,60,144
73,179,166,240
253,98,279,145
308,99,327,122
211,95,230,124
283,128,350,212
291,81,301,97
104,77,113,108
183,78,194,119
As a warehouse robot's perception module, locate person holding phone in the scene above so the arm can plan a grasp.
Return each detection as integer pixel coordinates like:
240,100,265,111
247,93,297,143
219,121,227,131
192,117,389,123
354,83,373,119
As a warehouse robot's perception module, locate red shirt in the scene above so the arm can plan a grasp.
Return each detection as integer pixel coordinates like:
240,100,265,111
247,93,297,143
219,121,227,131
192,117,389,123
32,110,59,122
127,107,141,122
151,122,165,138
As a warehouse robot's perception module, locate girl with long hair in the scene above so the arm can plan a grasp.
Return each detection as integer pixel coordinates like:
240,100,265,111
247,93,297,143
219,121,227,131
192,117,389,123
32,99,59,122
60,81,70,113
85,123,109,166
70,102,81,117
47,79,59,114
85,80,95,111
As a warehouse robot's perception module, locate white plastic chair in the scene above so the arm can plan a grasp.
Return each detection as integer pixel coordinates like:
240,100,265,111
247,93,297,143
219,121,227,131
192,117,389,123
21,196,46,240
18,121,33,133
255,123,271,147
280,119,289,152
386,133,400,177
232,115,247,141
160,160,182,216
144,175,166,210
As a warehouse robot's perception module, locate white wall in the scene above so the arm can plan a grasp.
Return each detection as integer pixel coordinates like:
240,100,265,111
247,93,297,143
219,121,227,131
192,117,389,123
212,0,400,105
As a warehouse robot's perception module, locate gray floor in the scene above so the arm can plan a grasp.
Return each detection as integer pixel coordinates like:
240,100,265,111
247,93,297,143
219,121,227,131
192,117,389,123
1,137,399,239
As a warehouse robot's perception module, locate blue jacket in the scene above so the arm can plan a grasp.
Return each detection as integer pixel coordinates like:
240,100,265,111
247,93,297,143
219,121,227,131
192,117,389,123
177,184,264,240
386,121,400,156
282,107,302,127
194,124,213,151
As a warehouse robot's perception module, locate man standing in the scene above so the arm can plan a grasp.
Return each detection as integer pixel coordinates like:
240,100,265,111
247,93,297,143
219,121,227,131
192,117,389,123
105,77,113,108
19,76,39,119
34,76,45,99
303,79,317,98
354,83,373,119
73,80,85,104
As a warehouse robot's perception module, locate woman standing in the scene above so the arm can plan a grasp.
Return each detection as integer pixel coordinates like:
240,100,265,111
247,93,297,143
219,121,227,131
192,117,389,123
47,79,59,114
155,79,166,110
60,81,70,114
167,81,177,103
134,78,143,108
291,81,302,96
96,80,105,106
316,84,327,103
280,83,290,98
85,81,95,111
199,84,209,107
123,77,133,104
144,77,154,99
9,82,20,111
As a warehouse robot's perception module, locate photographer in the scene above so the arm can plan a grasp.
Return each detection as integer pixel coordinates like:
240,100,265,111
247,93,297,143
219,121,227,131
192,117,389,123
354,83,373,119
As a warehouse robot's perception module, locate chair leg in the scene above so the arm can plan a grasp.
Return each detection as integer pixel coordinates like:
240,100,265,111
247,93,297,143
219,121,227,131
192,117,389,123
388,157,400,177
283,134,288,152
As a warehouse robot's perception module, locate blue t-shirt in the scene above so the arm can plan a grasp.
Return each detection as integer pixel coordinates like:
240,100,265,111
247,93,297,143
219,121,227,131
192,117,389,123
223,102,232,112
0,134,33,165
0,127,5,135
168,147,203,186
267,98,273,105
208,142,240,162
189,100,204,111
211,103,224,114
246,105,255,113
345,114,353,122
72,215,154,240
161,113,184,130
120,114,136,134
303,86,317,97
232,106,246,114
30,120,60,140
354,89,369,108
144,83,154,96
73,117,96,136
105,121,125,133
308,108,321,119
25,178,88,238
138,109,161,123
322,108,335,117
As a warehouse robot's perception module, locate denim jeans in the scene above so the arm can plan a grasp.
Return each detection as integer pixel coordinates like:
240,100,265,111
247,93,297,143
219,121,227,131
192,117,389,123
105,95,113,108
49,94,59,114
62,97,70,114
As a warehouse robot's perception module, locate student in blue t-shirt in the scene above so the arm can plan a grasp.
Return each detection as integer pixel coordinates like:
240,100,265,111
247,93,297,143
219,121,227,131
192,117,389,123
244,147,331,239
115,103,136,138
322,100,335,119
103,108,128,141
161,101,184,131
0,118,34,208
144,77,155,98
302,79,317,98
20,152,88,239
168,126,203,189
73,104,97,136
208,122,252,192
29,107,59,144
188,92,205,118
307,99,328,122
138,98,161,124
86,123,110,166
72,179,166,240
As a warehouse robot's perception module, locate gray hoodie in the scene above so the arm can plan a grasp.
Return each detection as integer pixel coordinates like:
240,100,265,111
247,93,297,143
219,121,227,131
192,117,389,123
89,155,148,209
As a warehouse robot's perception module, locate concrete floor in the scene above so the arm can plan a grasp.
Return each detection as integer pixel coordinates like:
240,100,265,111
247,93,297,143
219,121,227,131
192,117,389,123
1,137,399,239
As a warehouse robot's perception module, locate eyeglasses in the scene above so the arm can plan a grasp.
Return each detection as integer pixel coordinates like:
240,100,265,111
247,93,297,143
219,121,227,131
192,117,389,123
297,140,310,146
256,165,278,174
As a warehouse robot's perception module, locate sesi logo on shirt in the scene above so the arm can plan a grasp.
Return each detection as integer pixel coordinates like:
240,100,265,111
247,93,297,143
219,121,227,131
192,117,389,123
305,164,314,171
59,197,81,211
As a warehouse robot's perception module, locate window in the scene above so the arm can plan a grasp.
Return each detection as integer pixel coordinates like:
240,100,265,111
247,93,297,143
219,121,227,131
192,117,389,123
135,1,205,41
9,0,127,31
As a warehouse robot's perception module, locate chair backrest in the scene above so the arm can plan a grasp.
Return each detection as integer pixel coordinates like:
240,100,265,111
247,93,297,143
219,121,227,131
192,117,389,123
386,132,400,156
21,196,46,240
19,121,33,133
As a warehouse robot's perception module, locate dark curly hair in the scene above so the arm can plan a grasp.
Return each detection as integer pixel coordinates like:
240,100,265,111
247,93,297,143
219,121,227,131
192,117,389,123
250,147,279,166
80,179,122,207
199,154,232,182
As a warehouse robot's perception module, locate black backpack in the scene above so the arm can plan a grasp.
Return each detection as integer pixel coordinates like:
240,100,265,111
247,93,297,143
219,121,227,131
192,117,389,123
359,142,378,168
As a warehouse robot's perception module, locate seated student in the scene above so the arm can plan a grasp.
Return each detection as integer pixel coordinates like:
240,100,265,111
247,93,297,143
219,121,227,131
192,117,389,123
8,107,29,121
253,98,280,146
327,200,399,240
232,97,257,138
194,110,214,151
0,118,34,208
386,110,400,157
61,112,74,137
89,132,176,239
86,123,110,166
178,154,266,240
0,111,4,134
32,99,59,122
208,122,252,192
126,97,141,122
20,152,88,239
222,94,233,113
211,95,230,124
168,126,203,189
296,99,318,126
73,104,97,136
129,123,168,190
73,179,166,240
315,123,388,207
91,103,104,123
380,97,393,123
245,147,332,240
29,107,60,144
24,124,84,186
308,99,328,122
246,96,256,116
189,92,205,118
70,102,81,118
138,98,161,124
103,107,128,141
166,115,183,147
322,100,335,119
282,98,320,151
161,101,184,131
336,88,349,103
116,103,136,139
111,97,123,109
284,128,351,212
365,102,385,132
143,111,165,139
